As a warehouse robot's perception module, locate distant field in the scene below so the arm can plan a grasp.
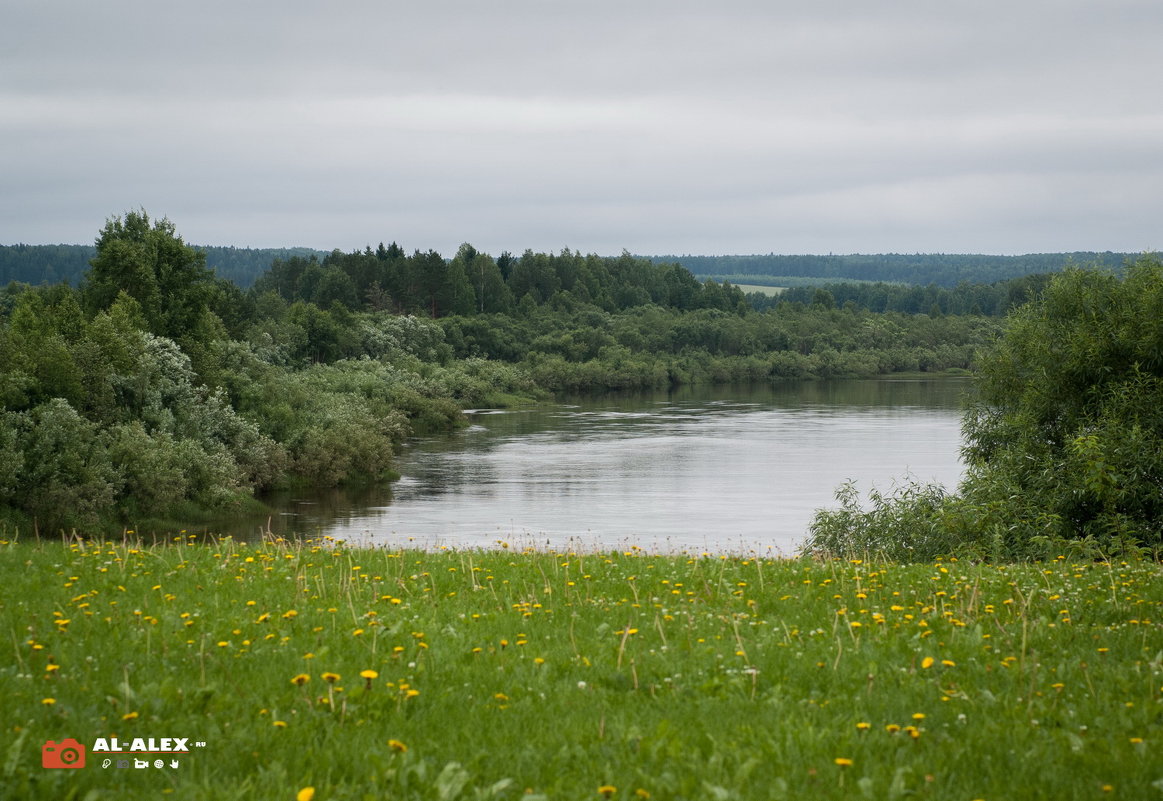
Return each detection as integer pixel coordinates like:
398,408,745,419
734,283,785,296
699,274,891,289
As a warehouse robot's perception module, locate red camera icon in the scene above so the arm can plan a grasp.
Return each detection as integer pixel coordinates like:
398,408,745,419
42,739,86,769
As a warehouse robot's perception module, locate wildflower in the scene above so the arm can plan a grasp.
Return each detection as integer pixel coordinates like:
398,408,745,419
635,791,651,799
941,659,956,667
834,758,854,767
273,720,288,728
291,674,310,686
360,670,379,680
598,786,617,798
388,739,408,753
886,724,901,733
322,672,340,684
912,713,926,720
921,656,934,669
41,698,56,705
855,722,871,731
45,664,60,673
122,712,139,721
297,788,315,801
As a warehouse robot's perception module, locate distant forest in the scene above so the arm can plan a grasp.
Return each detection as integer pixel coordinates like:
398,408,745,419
0,243,327,288
0,243,1138,290
655,251,1134,287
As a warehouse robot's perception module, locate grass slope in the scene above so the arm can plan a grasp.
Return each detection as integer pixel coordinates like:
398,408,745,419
3,537,1161,800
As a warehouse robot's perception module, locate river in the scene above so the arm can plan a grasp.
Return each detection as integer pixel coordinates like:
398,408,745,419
237,378,970,554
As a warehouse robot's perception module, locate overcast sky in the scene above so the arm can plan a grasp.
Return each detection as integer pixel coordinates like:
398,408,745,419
3,1,1161,257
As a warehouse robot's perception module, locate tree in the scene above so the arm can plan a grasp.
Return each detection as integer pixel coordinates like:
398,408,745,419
957,256,1163,550
805,256,1163,559
83,210,222,347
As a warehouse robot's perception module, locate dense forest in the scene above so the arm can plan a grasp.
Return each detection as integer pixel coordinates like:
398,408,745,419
664,251,1132,287
0,243,327,288
2,242,1133,291
0,211,1005,534
768,273,1054,316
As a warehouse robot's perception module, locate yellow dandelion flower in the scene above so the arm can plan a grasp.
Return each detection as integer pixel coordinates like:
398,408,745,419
291,674,310,686
297,787,315,801
360,670,378,679
912,713,926,720
322,672,340,684
598,786,617,798
388,739,408,753
886,724,901,733
855,722,871,731
834,758,854,767
41,698,56,705
273,720,288,728
122,711,139,721
921,656,934,669
941,659,956,667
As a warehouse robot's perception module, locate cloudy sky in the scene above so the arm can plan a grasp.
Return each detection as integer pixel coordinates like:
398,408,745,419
3,1,1161,257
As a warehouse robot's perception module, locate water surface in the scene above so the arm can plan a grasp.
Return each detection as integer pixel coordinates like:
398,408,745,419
243,378,969,554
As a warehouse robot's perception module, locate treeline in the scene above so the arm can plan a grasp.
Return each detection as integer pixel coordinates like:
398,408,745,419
0,211,999,533
665,251,1131,287
4,242,1138,291
766,273,1055,316
255,244,748,317
0,243,327,288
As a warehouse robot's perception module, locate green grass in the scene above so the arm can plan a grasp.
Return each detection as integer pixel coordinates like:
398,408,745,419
2,536,1161,800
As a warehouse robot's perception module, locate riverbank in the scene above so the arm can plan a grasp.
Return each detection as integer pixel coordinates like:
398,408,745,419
5,537,1160,799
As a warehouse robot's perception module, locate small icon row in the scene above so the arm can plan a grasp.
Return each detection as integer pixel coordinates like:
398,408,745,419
102,758,180,769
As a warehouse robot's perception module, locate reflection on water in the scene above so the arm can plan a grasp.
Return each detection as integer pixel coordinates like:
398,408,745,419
227,378,970,554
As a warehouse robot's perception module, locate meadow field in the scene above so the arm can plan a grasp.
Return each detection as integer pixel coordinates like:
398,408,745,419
2,535,1160,800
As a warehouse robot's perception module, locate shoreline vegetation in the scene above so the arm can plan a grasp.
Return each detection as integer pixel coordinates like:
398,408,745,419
1,211,999,537
3,537,1159,800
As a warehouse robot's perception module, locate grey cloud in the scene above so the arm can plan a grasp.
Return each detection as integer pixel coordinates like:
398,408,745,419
2,1,1162,255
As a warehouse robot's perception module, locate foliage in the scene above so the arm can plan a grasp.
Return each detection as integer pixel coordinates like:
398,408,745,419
806,256,1163,559
0,210,1003,532
3,539,1160,800
958,257,1163,550
769,273,1055,316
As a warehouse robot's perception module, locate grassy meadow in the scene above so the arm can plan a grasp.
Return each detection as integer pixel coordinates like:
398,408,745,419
2,535,1161,800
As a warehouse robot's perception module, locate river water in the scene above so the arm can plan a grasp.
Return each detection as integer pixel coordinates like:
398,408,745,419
240,378,970,555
